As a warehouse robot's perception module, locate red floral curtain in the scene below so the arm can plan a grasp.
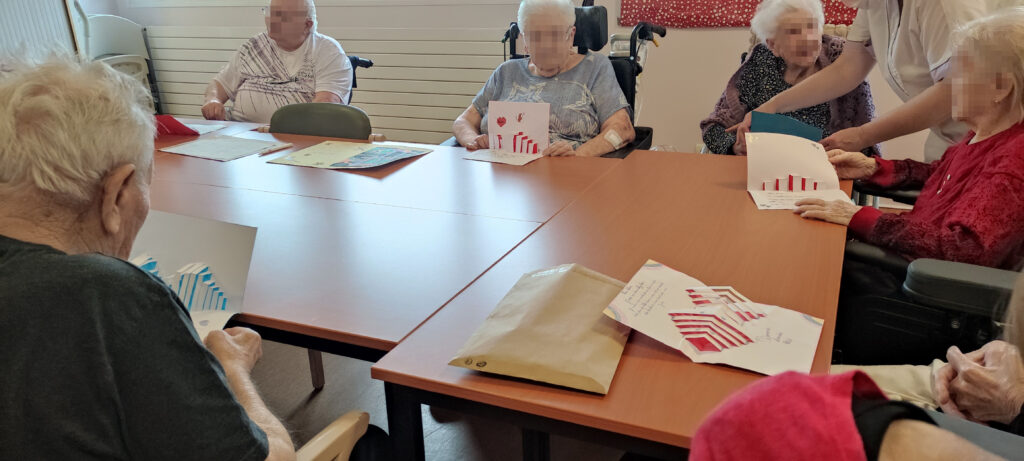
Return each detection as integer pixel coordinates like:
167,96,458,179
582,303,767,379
619,0,857,28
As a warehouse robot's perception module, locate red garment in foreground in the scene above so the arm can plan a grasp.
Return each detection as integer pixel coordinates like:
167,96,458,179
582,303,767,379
691,371,884,461
848,122,1024,269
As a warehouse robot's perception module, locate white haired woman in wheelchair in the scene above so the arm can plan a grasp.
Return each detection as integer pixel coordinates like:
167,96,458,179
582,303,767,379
795,8,1024,272
452,0,635,157
701,0,877,156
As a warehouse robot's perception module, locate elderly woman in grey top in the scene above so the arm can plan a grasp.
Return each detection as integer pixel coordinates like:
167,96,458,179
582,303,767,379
453,0,635,157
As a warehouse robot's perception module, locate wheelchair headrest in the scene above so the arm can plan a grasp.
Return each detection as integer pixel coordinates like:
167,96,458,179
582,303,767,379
574,6,608,52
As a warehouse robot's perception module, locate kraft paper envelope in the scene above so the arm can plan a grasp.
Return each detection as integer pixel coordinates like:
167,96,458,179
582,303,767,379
449,264,630,394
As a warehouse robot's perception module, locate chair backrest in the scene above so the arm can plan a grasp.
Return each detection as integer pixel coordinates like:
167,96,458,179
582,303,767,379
269,103,372,140
296,410,370,461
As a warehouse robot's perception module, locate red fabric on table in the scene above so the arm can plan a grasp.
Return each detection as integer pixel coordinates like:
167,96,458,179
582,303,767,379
155,115,199,136
619,0,857,29
690,371,884,461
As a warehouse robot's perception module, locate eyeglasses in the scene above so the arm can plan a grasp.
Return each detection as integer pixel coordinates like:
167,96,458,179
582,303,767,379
522,26,572,43
260,6,307,21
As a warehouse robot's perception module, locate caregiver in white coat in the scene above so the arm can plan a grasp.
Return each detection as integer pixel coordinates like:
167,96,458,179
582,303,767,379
734,0,1000,161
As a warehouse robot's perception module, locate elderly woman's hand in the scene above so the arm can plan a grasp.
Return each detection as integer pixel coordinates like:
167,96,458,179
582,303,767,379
202,100,227,121
543,141,575,157
939,342,1024,424
821,126,869,153
827,149,878,179
465,134,489,151
793,199,861,226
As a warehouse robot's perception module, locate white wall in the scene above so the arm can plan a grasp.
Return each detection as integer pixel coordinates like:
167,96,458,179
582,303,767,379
79,0,119,15
111,0,927,159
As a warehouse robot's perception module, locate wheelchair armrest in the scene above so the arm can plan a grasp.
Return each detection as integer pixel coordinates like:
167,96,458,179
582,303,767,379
440,136,460,147
845,240,910,279
903,258,1018,317
602,126,652,159
926,409,1024,459
853,180,920,205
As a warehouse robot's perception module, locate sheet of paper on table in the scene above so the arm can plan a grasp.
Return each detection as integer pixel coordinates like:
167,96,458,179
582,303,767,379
160,136,292,161
270,140,432,169
463,149,542,166
603,260,823,375
466,100,549,165
746,132,851,210
129,211,258,340
183,123,226,135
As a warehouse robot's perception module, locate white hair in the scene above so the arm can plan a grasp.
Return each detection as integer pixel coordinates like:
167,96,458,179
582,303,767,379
750,0,825,45
0,55,154,206
304,0,317,30
953,7,1024,121
517,0,575,32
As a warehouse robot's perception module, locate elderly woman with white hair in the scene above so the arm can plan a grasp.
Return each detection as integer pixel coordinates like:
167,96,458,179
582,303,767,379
737,0,998,162
202,0,353,123
795,7,1024,272
701,0,877,156
452,0,635,157
0,57,294,460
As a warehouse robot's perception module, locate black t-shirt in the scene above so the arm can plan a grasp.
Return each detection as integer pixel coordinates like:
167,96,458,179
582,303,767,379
0,234,268,460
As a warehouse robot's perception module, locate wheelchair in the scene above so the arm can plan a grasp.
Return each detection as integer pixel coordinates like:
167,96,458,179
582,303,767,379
444,4,666,158
834,241,1018,365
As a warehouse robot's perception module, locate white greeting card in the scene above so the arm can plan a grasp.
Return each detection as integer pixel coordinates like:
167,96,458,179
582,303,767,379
603,260,823,375
487,101,550,155
746,132,851,210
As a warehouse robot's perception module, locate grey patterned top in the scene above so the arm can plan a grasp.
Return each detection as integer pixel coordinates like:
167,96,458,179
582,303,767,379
473,51,631,148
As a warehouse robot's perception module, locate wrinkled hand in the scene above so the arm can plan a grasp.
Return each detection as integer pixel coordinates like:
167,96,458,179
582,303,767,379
822,126,869,152
201,100,227,121
793,198,861,226
827,149,878,180
543,141,575,157
465,134,489,151
934,346,986,419
940,342,1024,424
205,327,263,373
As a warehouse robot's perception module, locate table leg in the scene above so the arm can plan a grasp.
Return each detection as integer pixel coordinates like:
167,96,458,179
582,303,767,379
385,382,425,461
521,428,551,461
307,349,325,391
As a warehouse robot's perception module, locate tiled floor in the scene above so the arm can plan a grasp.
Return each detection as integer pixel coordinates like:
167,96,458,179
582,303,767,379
251,341,626,460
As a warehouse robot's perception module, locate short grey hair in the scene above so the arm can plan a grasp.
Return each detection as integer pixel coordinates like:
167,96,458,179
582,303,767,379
0,55,154,205
518,0,575,32
953,6,1024,122
750,0,825,45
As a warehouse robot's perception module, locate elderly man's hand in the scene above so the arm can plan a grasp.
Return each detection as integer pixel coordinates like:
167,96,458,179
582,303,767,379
465,134,489,151
828,149,878,179
793,199,861,226
201,100,227,121
543,141,575,157
942,342,1024,424
822,126,869,152
205,327,263,374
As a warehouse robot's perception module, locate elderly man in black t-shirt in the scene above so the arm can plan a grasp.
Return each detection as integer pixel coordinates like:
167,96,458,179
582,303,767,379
0,57,294,460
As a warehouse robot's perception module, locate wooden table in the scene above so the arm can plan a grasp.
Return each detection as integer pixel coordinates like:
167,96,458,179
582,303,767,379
155,121,619,223
371,151,851,459
150,121,620,359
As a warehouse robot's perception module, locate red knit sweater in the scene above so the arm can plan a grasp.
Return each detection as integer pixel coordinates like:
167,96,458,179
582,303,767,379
691,371,884,461
848,122,1024,269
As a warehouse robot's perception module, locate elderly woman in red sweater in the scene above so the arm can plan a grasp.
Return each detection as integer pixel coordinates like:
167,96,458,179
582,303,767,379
793,8,1024,271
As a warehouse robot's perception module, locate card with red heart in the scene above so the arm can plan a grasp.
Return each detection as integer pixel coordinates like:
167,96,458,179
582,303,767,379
487,101,550,154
